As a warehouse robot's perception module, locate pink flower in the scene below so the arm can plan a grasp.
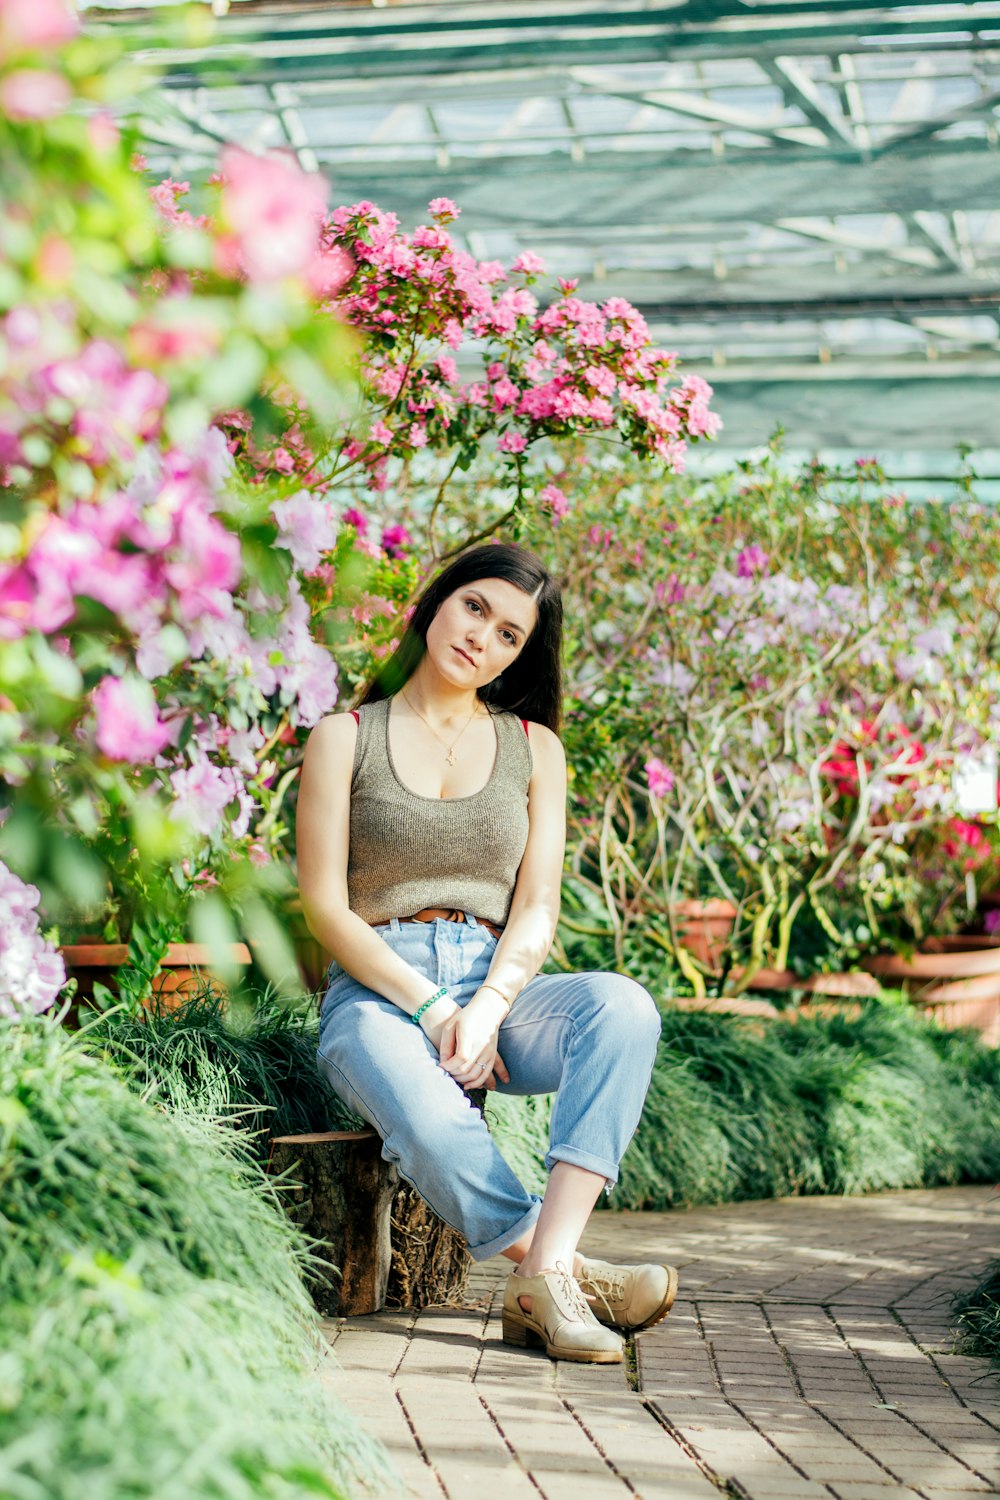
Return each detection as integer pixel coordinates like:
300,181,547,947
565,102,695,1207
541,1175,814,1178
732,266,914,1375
492,377,519,411
408,422,428,449
428,196,460,222
272,491,337,571
498,431,527,455
0,69,71,119
342,507,368,535
539,483,569,523
581,365,617,398
645,758,675,799
413,224,450,251
219,147,328,283
655,574,685,607
0,0,77,54
369,420,393,446
93,676,172,763
382,524,412,559
512,251,546,276
306,243,353,298
164,503,243,620
736,545,770,578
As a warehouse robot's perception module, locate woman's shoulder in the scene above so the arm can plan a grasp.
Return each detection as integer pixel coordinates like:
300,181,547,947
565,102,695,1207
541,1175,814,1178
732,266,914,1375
502,714,563,774
523,720,563,757
304,710,362,757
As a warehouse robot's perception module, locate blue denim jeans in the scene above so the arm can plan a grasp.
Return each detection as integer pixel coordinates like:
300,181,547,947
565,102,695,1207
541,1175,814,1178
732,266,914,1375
316,914,661,1261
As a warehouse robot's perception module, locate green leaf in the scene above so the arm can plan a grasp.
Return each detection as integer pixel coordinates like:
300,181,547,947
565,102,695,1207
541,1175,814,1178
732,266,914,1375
198,335,268,410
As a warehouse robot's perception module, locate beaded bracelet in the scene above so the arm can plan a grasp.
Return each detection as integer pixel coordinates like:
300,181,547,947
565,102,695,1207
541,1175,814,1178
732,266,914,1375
412,986,450,1026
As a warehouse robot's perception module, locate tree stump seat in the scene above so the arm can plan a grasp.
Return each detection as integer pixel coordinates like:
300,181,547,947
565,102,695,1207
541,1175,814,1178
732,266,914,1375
267,1128,472,1316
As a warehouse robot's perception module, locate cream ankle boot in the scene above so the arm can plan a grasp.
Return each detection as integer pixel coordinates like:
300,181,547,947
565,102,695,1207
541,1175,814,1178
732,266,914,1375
502,1261,624,1363
577,1256,678,1331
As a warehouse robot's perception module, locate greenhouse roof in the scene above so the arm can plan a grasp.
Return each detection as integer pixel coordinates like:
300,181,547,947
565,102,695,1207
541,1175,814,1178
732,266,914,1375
92,0,1000,475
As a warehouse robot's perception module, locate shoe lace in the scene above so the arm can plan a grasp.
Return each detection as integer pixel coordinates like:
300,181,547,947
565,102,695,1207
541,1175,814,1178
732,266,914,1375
582,1267,626,1302
553,1261,598,1323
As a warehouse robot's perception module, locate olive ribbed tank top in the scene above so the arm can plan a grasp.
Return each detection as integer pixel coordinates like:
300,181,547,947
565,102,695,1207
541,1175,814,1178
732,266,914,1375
347,696,533,927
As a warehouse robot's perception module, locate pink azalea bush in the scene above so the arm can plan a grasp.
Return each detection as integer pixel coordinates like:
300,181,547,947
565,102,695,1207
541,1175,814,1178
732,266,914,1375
0,8,720,994
219,193,719,520
0,13,355,970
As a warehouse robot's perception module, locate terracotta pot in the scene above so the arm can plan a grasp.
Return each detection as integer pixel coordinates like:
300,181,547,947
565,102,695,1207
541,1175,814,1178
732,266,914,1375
861,945,1000,1047
60,941,252,1018
921,934,1000,953
670,899,738,970
731,966,883,998
667,993,780,1020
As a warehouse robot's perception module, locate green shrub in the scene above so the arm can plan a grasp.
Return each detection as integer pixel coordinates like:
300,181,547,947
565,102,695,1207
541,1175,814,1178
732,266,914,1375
0,1017,391,1500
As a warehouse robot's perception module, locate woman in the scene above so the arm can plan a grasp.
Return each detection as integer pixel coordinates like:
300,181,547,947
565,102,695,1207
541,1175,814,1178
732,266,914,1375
297,542,676,1364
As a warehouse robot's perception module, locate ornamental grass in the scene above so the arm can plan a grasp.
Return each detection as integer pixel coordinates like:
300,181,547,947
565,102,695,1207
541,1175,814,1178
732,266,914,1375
610,1001,1000,1210
86,989,1000,1213
84,989,362,1150
955,1261,1000,1378
0,1016,391,1500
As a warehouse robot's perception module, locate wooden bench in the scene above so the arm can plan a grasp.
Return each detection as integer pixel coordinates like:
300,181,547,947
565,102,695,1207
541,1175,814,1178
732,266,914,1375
267,1128,471,1316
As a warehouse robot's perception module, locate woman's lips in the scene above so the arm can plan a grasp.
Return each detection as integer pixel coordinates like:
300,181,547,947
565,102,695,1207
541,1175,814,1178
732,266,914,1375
453,646,475,666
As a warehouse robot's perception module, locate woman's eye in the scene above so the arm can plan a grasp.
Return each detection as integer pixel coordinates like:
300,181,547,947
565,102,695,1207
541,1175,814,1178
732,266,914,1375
501,631,516,646
465,598,482,614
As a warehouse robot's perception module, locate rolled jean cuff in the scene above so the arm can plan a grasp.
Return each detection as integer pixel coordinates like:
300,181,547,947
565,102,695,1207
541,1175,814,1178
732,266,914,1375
467,1197,543,1262
545,1144,619,1186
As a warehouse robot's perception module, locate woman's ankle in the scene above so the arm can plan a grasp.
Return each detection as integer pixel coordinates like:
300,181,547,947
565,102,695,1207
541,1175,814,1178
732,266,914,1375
513,1253,585,1280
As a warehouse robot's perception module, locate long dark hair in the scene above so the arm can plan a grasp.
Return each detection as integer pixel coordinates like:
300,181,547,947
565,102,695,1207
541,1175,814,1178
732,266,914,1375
356,543,563,732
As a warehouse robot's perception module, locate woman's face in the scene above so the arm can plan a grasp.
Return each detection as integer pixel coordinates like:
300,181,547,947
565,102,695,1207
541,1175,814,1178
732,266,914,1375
425,575,539,690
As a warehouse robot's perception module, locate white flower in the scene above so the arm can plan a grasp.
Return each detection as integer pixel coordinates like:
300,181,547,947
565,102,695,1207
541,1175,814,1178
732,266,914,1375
0,863,64,1018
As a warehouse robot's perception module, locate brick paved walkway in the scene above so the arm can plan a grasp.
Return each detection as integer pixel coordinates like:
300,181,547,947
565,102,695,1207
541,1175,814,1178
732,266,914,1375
317,1186,1000,1499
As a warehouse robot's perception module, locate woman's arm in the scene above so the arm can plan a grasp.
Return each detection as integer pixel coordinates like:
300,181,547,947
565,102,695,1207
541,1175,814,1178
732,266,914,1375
296,713,458,1030
437,723,567,1085
484,721,567,1001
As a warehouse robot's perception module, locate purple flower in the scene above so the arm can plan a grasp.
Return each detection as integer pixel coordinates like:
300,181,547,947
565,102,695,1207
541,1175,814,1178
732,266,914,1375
271,491,337,572
169,757,238,837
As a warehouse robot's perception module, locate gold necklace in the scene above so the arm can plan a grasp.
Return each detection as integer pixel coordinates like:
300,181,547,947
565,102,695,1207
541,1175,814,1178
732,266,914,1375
400,689,481,766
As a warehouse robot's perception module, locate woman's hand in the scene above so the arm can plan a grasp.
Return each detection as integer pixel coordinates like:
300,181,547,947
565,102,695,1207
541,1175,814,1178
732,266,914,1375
419,996,461,1054
437,990,511,1090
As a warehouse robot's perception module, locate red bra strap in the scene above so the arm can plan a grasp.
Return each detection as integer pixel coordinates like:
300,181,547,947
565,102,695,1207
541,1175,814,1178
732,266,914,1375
521,718,529,736
350,710,360,724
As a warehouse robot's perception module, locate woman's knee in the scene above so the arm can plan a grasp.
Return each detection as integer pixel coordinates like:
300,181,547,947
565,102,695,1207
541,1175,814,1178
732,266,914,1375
592,972,661,1051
